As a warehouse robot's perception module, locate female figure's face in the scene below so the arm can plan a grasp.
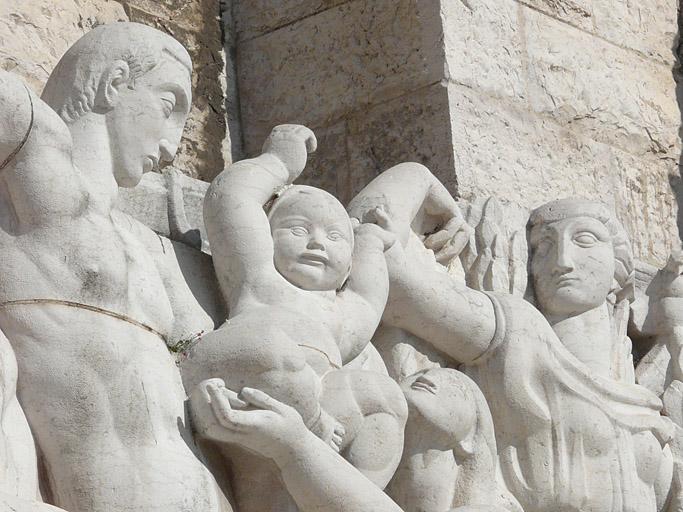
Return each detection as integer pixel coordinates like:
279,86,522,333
402,368,477,449
531,216,615,318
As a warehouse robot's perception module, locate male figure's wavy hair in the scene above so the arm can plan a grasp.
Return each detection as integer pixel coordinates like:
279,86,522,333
41,22,191,124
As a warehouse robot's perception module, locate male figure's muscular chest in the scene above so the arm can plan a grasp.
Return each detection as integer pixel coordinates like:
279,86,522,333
0,214,174,335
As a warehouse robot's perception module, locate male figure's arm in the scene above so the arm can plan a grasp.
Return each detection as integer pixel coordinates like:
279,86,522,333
0,71,33,166
0,69,80,229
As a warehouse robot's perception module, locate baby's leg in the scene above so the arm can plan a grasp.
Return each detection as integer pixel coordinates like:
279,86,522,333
183,325,323,427
320,369,408,488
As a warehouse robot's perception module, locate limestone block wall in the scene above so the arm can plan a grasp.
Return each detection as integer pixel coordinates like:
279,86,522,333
0,0,230,181
232,1,682,266
232,1,452,200
442,0,680,265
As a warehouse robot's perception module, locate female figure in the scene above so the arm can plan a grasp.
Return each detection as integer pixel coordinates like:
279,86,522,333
387,368,521,512
350,165,674,512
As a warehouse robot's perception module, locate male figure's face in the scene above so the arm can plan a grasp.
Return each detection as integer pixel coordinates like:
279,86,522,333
105,56,191,187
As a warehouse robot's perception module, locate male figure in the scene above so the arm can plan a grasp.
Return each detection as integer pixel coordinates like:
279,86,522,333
0,23,231,512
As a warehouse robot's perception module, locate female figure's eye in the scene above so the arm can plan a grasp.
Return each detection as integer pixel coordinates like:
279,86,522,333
328,231,344,241
573,232,598,247
290,226,308,236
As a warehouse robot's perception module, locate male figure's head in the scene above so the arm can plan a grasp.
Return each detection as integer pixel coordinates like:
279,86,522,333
42,22,192,187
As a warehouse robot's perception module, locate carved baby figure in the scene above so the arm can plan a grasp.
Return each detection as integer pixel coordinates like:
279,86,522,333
182,125,408,512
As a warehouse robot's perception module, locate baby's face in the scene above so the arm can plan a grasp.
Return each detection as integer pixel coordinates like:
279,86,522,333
270,188,353,291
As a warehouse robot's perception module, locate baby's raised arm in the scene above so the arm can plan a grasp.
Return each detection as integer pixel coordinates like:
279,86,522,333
203,125,316,306
336,209,396,363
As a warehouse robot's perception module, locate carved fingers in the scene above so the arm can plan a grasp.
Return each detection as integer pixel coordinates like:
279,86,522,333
424,215,473,265
190,379,309,459
262,124,317,182
354,206,397,251
309,408,346,453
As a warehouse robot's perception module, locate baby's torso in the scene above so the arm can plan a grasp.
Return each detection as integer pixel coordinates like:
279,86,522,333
231,295,343,374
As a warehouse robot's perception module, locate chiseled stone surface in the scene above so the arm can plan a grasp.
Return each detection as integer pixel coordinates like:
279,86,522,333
233,0,350,41
0,0,127,92
521,6,678,158
447,84,679,265
236,0,444,158
521,0,678,65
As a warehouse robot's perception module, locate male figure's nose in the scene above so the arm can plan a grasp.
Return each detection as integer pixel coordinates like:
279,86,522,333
159,138,178,162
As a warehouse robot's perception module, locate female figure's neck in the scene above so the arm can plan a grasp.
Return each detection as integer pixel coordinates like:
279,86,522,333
388,442,458,512
388,421,500,512
546,303,612,378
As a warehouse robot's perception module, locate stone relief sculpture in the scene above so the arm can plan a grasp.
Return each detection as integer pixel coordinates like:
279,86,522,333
182,124,408,511
0,27,233,512
351,166,675,512
0,329,65,511
3,19,683,512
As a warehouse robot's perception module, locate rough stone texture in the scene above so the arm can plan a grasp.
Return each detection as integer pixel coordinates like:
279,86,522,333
235,0,446,202
0,0,231,182
520,0,678,65
447,80,678,266
233,0,349,42
234,0,681,265
0,0,128,92
442,0,680,265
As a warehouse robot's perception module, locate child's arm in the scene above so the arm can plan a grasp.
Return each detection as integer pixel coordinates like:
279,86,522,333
204,125,316,306
336,208,396,364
